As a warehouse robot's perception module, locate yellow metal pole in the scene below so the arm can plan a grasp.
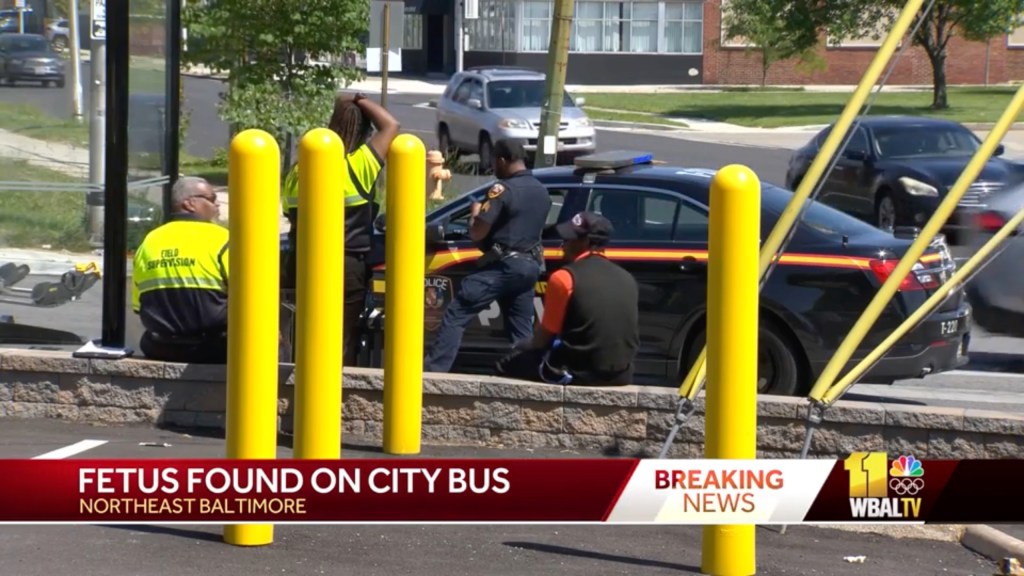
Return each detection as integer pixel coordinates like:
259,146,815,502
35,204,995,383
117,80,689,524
224,129,280,547
676,0,926,401
701,165,760,576
825,204,1024,404
383,133,427,455
293,128,347,459
808,83,1024,402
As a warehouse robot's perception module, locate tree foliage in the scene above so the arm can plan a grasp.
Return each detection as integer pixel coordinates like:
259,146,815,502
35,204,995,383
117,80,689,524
182,0,367,169
720,0,828,85
825,0,1024,109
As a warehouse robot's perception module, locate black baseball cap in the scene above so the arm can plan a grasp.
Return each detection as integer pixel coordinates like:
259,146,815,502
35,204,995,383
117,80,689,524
555,211,614,244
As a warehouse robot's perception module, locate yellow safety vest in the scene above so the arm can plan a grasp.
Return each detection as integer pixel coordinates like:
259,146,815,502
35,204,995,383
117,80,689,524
131,216,230,335
280,143,383,212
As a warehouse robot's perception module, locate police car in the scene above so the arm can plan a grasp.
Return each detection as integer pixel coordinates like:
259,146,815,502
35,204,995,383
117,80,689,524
363,151,971,395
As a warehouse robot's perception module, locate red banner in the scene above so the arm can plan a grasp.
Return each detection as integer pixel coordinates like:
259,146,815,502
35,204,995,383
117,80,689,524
0,459,638,523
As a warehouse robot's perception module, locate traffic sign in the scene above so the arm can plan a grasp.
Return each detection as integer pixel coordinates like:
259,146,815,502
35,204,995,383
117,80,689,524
90,0,106,40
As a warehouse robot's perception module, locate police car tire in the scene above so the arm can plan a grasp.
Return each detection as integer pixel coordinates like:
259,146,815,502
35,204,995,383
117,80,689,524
682,322,802,396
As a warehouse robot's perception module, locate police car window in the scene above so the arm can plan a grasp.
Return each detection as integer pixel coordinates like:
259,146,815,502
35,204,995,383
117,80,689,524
588,188,695,242
547,188,566,225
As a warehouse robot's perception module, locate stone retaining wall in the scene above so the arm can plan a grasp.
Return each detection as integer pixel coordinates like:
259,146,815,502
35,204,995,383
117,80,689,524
2,349,1022,458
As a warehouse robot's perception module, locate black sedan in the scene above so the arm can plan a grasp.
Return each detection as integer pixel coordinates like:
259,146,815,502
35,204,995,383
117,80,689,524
356,151,971,396
785,116,1024,243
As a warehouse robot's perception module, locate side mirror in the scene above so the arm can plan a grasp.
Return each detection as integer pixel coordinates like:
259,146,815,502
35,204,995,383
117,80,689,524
466,98,483,110
574,96,586,107
995,144,1006,157
373,212,386,233
844,149,869,161
426,222,446,245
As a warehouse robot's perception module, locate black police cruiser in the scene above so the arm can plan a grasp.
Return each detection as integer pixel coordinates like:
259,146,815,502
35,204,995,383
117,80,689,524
363,151,971,396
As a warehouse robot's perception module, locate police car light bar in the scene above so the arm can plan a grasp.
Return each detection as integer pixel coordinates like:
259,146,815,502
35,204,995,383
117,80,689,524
573,151,655,170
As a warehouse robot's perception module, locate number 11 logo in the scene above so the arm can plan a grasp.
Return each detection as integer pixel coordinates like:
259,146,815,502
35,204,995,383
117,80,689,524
844,452,888,498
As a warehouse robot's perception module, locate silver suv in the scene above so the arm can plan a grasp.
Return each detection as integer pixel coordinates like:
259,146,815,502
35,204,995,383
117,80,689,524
435,67,596,169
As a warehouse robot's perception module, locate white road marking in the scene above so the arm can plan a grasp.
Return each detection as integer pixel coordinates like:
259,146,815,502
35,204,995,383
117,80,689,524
32,439,108,460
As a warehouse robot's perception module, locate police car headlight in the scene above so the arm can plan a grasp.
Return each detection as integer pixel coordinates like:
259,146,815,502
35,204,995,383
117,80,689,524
498,118,531,129
898,177,939,197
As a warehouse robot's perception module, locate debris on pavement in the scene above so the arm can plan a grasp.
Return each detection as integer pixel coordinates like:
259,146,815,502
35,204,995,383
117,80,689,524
843,555,867,563
138,442,172,448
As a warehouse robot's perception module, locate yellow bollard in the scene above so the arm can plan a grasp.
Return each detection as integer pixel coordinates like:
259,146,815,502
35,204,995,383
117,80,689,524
293,128,347,459
676,0,926,401
383,134,427,455
224,129,281,547
701,165,760,576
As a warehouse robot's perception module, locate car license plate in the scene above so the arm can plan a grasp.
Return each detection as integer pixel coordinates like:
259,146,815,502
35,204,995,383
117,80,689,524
31,66,46,74
940,318,959,336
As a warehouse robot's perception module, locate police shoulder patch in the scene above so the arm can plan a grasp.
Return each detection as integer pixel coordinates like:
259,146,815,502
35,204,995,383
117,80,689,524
487,183,506,199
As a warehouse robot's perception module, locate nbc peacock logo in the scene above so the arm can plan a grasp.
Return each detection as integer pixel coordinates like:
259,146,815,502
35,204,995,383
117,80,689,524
888,455,925,496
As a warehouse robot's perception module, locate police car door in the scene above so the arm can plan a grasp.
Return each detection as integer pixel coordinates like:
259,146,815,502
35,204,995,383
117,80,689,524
585,185,709,383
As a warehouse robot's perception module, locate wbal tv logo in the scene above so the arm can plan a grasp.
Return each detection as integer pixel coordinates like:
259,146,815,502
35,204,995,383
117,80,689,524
845,452,924,519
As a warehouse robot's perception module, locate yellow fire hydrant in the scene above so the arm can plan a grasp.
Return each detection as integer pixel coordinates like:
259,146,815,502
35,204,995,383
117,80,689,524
427,149,451,201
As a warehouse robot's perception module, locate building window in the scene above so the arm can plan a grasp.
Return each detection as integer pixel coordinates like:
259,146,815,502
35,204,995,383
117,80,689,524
518,1,703,54
1008,22,1024,47
403,14,422,50
521,1,551,51
467,0,517,52
665,1,703,53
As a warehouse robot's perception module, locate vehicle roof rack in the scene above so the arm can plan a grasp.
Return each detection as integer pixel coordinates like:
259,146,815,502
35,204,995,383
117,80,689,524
573,151,655,170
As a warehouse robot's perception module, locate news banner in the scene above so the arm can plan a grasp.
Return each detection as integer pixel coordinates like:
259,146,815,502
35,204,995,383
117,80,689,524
0,454,1019,524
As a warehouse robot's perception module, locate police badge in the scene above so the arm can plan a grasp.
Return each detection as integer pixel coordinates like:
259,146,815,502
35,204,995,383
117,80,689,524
424,275,453,331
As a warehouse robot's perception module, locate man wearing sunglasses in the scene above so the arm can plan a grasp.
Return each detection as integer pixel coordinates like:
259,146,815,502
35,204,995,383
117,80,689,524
131,176,230,364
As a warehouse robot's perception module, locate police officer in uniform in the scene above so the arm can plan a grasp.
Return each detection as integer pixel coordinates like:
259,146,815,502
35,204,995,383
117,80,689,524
495,211,639,386
424,139,551,373
132,177,230,364
280,92,400,365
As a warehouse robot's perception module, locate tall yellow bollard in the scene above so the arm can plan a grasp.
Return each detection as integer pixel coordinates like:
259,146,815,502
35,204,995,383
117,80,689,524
224,129,281,547
701,165,760,576
383,133,427,455
293,128,347,459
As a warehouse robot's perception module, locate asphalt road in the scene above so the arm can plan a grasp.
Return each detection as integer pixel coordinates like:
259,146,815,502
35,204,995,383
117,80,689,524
3,75,1024,412
0,419,1000,576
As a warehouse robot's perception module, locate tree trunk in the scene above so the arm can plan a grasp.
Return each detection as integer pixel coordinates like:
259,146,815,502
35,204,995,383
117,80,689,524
928,50,948,110
761,51,769,88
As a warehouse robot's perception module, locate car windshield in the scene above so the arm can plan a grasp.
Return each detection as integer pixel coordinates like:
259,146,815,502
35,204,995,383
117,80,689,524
7,37,50,52
486,80,574,109
872,124,981,158
760,184,883,240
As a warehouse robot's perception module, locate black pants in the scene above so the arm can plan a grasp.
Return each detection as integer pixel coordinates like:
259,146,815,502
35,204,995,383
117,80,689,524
495,346,633,386
140,331,228,364
283,244,371,367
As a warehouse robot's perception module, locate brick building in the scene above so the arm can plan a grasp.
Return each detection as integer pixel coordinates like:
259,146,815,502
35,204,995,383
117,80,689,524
399,0,1024,85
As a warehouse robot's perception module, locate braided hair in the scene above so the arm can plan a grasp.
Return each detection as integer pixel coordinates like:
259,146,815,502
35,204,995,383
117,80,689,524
328,95,372,151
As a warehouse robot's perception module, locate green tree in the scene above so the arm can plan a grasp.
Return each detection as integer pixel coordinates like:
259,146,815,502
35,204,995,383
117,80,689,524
182,0,367,171
720,0,828,86
825,0,1024,109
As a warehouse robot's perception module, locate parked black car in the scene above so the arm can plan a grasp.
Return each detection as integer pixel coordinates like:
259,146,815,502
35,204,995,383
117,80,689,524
358,152,971,396
0,33,65,87
785,116,1024,243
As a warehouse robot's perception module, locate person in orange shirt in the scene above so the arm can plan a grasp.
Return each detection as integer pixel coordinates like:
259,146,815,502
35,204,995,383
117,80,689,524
495,212,640,386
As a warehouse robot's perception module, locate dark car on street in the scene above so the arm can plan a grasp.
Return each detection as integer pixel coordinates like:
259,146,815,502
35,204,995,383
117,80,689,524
0,33,65,87
358,151,971,396
785,116,1024,243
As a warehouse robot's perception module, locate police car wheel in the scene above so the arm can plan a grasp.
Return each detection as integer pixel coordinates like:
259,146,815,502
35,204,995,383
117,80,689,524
682,323,802,396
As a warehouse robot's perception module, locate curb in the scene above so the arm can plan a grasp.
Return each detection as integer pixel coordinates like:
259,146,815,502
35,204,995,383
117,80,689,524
592,119,689,132
961,525,1024,564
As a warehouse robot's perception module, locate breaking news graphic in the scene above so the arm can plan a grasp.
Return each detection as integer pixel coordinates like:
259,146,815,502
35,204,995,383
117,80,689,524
0,454,1018,524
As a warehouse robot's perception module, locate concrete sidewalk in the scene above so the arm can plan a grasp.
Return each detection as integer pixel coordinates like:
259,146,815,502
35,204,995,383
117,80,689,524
0,419,1015,576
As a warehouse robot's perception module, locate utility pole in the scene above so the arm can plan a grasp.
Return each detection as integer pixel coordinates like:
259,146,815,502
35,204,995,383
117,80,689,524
69,0,83,123
534,0,574,169
87,0,107,244
454,0,463,73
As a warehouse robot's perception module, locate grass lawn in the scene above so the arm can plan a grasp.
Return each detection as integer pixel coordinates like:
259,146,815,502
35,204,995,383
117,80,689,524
584,108,689,128
581,86,1020,128
0,159,93,251
0,63,167,148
